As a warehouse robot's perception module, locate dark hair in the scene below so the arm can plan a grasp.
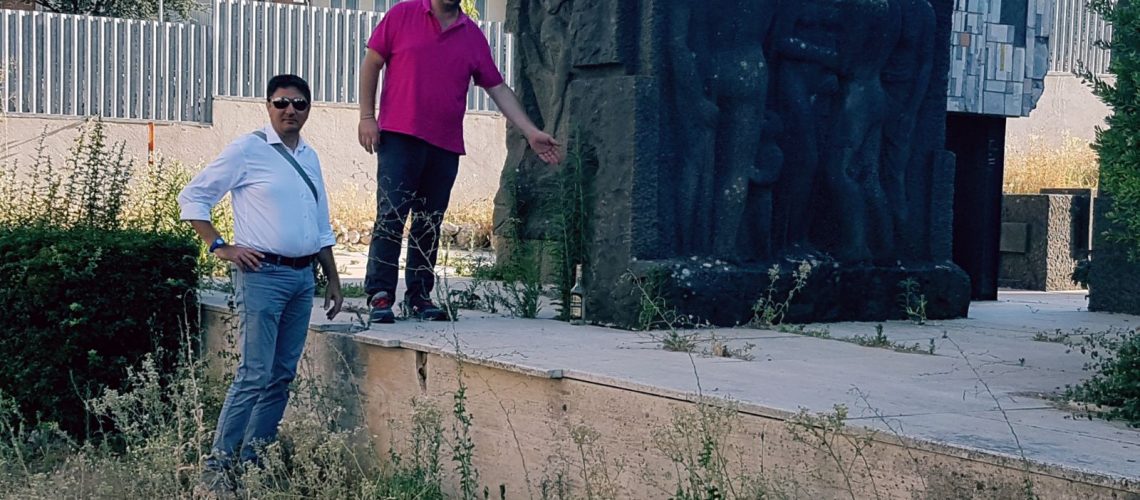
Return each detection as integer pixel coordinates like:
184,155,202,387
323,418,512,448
266,74,312,103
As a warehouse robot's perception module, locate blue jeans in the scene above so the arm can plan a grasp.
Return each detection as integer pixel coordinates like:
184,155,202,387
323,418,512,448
207,262,314,470
364,131,460,301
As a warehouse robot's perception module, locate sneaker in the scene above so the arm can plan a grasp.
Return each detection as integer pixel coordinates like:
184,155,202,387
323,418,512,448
406,296,450,321
193,468,238,499
369,292,396,324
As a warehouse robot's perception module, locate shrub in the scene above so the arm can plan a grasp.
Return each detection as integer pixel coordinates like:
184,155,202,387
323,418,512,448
1083,0,1140,260
1067,327,1140,427
0,226,199,436
0,118,200,437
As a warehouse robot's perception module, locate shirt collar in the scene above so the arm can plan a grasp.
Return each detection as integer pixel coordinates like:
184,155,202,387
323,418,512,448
261,124,308,153
419,0,472,30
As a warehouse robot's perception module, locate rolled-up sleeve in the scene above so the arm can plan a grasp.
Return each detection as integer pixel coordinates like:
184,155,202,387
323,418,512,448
178,139,246,221
315,163,337,249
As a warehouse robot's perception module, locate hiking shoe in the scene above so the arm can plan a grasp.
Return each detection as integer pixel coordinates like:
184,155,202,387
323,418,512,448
369,292,396,324
406,297,450,321
194,468,238,499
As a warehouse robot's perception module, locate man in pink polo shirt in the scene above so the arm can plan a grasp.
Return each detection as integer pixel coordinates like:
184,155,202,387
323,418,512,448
358,0,561,323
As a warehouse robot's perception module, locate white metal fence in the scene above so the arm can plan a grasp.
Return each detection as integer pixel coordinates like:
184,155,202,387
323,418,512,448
1,10,212,121
1051,0,1112,75
1,0,513,123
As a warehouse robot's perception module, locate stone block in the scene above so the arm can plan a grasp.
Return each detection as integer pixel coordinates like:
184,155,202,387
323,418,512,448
999,194,1088,291
1089,197,1140,314
1000,222,1028,253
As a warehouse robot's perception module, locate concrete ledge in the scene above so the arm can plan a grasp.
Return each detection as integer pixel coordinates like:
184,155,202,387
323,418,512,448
199,292,1140,498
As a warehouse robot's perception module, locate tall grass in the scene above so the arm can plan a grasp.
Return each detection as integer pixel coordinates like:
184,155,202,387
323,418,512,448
1004,135,1099,194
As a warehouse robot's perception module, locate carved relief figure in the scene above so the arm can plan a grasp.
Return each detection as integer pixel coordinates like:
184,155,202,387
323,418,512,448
519,0,572,136
881,0,936,258
665,0,717,255
768,0,843,256
818,0,902,262
708,0,778,262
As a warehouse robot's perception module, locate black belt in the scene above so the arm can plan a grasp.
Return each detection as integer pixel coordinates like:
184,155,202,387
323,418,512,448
261,253,317,269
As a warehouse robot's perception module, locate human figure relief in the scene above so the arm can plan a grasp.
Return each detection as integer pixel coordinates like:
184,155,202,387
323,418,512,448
664,0,718,255
821,0,901,262
708,0,777,261
768,0,843,257
881,0,935,259
519,0,572,136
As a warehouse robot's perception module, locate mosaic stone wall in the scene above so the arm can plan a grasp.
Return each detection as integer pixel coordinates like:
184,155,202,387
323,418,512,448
949,0,1054,117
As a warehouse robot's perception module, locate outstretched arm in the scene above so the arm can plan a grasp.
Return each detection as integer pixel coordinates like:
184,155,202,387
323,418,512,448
486,83,564,164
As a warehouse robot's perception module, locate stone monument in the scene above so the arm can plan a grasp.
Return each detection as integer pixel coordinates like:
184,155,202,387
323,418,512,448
494,0,971,327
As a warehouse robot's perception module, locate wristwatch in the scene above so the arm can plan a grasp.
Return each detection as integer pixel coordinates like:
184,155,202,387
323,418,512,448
208,237,227,253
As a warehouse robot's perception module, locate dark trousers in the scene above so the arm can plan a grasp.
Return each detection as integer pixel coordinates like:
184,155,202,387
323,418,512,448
365,131,460,301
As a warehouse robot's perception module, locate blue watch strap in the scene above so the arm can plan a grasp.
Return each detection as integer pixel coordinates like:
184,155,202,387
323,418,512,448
209,237,226,253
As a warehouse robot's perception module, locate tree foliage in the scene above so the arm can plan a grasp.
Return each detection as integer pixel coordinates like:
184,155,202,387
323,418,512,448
1083,0,1140,261
34,0,198,20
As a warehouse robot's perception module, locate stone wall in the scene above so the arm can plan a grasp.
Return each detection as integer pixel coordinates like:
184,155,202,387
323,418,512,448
0,97,508,208
196,301,1140,499
948,0,1053,116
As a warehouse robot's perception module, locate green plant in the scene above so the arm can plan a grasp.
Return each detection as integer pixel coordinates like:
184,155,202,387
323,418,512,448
653,399,788,500
1065,327,1140,426
552,138,591,322
452,383,480,499
751,261,813,327
630,269,691,332
0,226,198,437
843,324,935,355
897,278,927,325
1082,0,1140,261
786,405,877,500
570,423,623,499
1033,329,1074,344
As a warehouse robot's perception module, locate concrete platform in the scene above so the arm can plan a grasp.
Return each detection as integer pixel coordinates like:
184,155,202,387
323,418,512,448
202,289,1140,498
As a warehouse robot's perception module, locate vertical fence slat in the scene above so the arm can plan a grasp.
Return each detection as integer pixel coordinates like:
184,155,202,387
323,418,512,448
1,11,8,114
17,12,25,113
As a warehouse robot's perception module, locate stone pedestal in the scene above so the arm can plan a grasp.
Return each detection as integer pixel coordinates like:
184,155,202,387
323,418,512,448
495,0,970,328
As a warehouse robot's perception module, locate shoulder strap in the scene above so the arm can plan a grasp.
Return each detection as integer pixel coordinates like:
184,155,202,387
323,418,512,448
252,130,319,202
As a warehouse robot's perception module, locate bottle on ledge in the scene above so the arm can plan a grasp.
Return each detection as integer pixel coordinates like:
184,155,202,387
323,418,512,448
569,264,584,325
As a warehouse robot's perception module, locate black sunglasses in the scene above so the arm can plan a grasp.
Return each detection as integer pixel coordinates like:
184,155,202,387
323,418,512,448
270,97,309,111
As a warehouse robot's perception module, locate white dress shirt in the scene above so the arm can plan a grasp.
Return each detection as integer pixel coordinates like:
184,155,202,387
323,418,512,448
178,124,337,258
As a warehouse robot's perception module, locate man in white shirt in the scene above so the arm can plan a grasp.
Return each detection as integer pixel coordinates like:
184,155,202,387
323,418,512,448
178,74,343,493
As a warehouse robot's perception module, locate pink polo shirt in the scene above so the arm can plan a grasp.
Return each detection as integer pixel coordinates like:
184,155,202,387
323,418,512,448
367,0,504,155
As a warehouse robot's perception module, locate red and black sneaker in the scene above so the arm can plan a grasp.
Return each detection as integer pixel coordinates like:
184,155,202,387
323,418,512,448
406,296,450,321
369,291,395,324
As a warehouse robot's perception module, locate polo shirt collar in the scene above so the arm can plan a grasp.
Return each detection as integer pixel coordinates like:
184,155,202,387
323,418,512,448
261,124,309,153
419,0,472,29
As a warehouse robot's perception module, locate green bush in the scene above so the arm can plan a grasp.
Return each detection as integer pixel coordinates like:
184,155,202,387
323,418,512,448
1084,0,1140,260
1067,327,1140,427
0,226,199,436
0,118,201,437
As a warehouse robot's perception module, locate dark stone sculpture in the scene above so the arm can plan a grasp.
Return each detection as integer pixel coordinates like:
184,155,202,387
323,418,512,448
495,0,971,327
